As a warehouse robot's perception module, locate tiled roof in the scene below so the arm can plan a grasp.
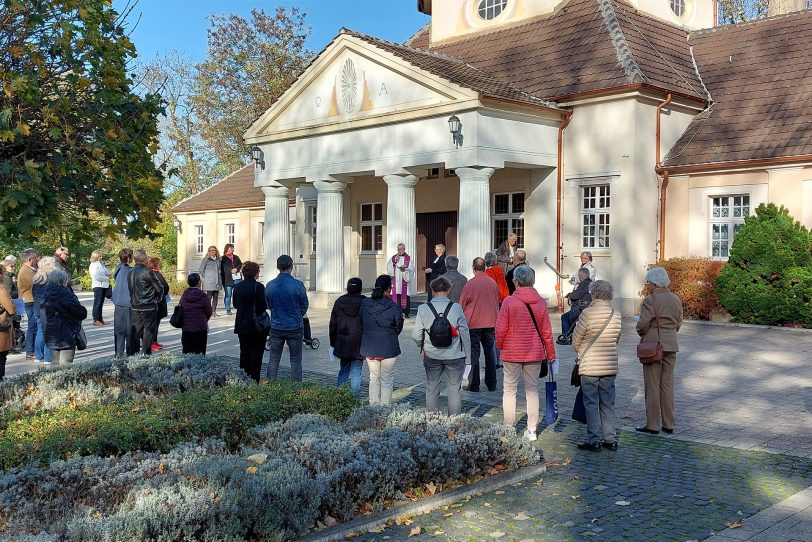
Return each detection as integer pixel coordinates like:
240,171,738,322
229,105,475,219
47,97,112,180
171,164,269,214
663,10,812,167
344,30,560,109
410,0,706,101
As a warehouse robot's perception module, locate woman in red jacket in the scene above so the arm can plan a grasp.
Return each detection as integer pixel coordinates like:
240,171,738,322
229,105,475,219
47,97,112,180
496,265,556,441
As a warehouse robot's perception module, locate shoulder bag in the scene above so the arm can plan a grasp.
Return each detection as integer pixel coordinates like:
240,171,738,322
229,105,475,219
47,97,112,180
75,324,87,350
571,309,615,387
253,283,271,335
637,294,663,364
0,306,11,330
169,301,184,328
524,303,551,378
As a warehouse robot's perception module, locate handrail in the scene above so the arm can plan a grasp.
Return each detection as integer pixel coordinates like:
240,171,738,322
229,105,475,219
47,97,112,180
543,257,570,280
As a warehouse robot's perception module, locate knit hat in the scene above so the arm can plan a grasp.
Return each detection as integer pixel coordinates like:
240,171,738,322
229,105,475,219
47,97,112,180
346,277,362,294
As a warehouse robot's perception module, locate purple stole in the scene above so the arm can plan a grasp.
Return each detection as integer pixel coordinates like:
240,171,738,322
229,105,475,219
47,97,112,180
391,253,410,308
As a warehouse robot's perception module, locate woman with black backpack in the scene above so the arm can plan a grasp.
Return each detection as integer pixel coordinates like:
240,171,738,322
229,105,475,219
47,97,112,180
411,276,471,415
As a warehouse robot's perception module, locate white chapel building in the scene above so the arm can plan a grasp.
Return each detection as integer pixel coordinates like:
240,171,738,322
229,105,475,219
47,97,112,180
173,0,812,313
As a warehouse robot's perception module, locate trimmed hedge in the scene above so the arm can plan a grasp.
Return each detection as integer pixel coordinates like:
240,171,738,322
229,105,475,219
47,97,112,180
643,258,726,320
717,203,812,327
0,382,356,470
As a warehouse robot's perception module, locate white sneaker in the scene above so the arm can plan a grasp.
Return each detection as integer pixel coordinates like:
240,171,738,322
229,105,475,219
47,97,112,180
42,360,53,365
523,429,537,442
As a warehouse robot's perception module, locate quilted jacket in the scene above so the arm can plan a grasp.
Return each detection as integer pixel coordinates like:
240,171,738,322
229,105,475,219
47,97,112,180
495,287,556,363
572,299,622,377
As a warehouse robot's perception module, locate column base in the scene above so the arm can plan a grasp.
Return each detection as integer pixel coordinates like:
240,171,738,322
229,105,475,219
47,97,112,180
307,291,346,309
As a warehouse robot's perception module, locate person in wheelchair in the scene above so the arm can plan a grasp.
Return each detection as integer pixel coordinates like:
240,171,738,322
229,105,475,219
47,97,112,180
558,268,592,345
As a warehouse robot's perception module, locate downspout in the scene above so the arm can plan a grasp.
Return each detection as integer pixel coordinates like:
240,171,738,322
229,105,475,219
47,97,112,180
656,93,672,262
556,110,573,313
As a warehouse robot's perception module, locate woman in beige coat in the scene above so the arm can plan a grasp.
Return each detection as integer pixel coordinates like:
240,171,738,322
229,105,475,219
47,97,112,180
636,267,683,435
572,280,622,451
0,265,16,380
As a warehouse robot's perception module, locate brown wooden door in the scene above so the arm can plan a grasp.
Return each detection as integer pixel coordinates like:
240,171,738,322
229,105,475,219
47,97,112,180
416,212,458,293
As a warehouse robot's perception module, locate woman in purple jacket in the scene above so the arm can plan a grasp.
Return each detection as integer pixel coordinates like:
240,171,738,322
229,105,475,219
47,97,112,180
179,273,212,354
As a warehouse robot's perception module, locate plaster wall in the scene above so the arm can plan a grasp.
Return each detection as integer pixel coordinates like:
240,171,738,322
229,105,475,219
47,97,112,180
630,0,715,29
430,0,560,44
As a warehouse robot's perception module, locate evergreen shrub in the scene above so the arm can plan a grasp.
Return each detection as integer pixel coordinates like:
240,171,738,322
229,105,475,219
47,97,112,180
642,258,726,320
716,203,812,326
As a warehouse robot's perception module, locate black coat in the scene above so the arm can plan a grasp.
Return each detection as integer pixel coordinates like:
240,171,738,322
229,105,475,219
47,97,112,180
329,293,365,360
41,284,87,350
220,254,244,287
360,296,403,359
566,278,592,320
427,254,447,282
155,271,170,319
232,278,268,335
505,262,527,295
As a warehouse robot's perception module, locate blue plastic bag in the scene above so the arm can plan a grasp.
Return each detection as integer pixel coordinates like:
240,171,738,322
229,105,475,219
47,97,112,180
544,372,558,424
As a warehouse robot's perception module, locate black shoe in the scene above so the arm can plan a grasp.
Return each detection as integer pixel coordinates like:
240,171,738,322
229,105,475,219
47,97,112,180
578,442,601,452
463,386,479,392
602,441,618,451
226,310,232,316
495,363,503,369
662,428,673,434
487,387,497,392
636,427,659,435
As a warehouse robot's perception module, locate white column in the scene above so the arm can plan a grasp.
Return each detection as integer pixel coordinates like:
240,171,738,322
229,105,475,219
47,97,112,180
456,167,495,278
383,174,419,263
261,184,290,278
313,180,346,293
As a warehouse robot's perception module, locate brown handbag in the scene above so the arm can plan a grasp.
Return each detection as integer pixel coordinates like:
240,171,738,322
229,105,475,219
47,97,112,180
637,294,663,364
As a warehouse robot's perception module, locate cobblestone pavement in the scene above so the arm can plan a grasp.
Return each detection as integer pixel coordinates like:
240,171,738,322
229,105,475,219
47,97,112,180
7,301,812,541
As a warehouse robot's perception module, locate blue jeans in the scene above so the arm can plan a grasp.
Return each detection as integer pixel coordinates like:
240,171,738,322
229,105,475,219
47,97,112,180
34,314,51,362
267,327,303,382
25,302,37,356
337,358,363,397
92,287,107,322
580,375,617,445
423,355,465,415
468,328,497,391
561,312,576,336
223,279,242,312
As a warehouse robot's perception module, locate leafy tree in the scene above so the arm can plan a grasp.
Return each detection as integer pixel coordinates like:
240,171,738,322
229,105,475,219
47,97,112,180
718,0,769,24
717,203,812,327
192,7,312,170
0,0,166,241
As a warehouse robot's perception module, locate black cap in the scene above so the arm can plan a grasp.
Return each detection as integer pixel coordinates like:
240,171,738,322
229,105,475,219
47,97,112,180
276,255,293,270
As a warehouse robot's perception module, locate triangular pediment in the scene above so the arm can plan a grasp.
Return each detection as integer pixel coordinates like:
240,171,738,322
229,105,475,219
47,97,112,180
244,33,478,142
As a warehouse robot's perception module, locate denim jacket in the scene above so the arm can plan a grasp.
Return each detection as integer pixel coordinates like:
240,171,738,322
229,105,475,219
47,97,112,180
264,273,308,331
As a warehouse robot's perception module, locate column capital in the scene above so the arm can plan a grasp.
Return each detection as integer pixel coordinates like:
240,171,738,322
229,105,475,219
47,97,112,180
383,174,419,188
261,184,290,199
455,167,496,182
313,180,346,193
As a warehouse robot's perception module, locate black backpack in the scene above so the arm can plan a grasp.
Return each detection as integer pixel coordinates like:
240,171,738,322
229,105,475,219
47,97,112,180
426,302,454,348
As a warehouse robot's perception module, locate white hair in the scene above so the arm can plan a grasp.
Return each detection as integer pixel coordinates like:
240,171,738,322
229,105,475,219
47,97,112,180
646,267,671,288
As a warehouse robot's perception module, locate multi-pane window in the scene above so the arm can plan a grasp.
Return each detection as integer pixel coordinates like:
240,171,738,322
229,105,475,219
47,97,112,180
195,225,204,254
225,223,235,245
478,0,507,20
581,185,610,249
307,205,317,254
670,0,686,17
492,192,525,249
710,195,749,258
360,202,384,252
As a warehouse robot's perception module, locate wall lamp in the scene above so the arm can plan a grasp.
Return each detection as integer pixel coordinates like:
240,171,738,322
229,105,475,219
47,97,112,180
172,217,182,233
250,146,265,170
448,115,463,148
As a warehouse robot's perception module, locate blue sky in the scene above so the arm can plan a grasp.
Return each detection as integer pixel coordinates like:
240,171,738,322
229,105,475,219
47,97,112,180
115,0,430,62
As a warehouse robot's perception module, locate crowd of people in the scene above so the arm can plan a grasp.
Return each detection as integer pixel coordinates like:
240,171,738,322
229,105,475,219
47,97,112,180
0,237,683,450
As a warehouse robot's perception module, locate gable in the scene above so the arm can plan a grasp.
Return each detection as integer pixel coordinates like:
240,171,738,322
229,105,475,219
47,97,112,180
244,34,479,142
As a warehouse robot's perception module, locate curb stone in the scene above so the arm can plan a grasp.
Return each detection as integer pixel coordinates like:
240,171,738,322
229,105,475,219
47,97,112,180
680,319,812,333
299,462,548,542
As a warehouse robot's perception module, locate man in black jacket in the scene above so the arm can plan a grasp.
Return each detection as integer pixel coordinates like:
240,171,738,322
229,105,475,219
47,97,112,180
127,249,163,356
560,268,592,341
329,277,365,398
505,250,527,295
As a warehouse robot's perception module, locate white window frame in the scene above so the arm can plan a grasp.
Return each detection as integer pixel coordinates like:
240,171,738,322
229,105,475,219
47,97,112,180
492,191,525,250
580,183,611,250
258,221,265,257
477,0,508,20
224,223,236,246
194,225,204,255
709,194,750,259
306,204,317,255
359,202,384,253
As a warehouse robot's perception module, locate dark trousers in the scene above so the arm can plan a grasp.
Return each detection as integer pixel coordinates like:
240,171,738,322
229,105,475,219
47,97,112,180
468,327,497,391
0,350,7,380
92,287,106,322
114,305,135,357
24,302,36,355
206,291,220,313
395,294,410,317
267,327,303,381
561,311,575,336
131,309,157,356
182,330,208,355
238,333,266,382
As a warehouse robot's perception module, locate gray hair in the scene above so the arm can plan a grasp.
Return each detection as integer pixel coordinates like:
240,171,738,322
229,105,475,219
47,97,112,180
513,265,535,287
646,267,671,288
484,251,498,267
578,268,590,280
133,249,149,264
445,255,459,270
514,250,527,264
46,268,70,287
589,280,613,301
435,244,445,251
21,248,38,263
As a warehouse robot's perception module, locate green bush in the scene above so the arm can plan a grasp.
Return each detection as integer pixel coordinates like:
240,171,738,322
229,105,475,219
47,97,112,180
0,382,356,470
717,203,812,327
643,258,726,320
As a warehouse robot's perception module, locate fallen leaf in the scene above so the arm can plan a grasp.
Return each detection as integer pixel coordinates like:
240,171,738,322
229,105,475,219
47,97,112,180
245,466,258,474
447,431,455,439
571,494,580,500
409,526,421,537
434,530,445,535
368,525,385,533
725,519,745,529
483,502,491,507
325,515,339,526
615,501,631,506
426,482,437,495
495,491,505,495
443,512,454,517
489,532,505,538
513,512,530,521
246,453,268,464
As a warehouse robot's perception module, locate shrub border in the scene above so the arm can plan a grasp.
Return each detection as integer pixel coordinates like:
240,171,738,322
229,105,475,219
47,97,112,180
301,462,547,542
